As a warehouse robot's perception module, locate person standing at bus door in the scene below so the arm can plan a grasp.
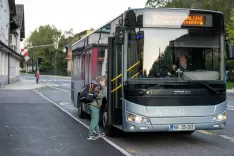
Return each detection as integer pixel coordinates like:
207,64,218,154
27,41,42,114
87,76,106,140
35,71,40,84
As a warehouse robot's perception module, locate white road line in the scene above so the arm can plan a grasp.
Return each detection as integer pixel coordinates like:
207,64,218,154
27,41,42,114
47,84,60,87
219,135,234,141
33,89,132,156
227,108,234,111
61,84,71,86
46,85,70,93
228,105,234,108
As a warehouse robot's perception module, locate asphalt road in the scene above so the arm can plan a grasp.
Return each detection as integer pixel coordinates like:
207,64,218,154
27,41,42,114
17,74,234,156
0,89,125,156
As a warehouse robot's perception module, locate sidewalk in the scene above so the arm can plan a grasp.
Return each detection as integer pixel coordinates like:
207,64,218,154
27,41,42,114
227,89,234,93
0,78,46,90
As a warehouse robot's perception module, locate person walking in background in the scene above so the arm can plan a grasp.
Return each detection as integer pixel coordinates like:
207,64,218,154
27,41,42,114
35,71,40,84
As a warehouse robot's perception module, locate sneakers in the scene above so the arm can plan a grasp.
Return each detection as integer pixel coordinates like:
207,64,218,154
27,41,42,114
95,132,106,138
87,133,105,140
87,135,97,140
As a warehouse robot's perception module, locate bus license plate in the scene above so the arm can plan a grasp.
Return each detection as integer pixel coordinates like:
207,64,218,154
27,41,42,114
170,124,195,131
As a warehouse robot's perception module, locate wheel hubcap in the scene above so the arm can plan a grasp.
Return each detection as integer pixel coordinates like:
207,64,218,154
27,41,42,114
78,104,81,115
103,112,107,128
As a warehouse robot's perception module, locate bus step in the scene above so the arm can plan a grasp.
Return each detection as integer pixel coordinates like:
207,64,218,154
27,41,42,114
113,125,122,130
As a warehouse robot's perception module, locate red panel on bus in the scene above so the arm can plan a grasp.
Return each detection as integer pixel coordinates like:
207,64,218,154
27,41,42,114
91,47,98,80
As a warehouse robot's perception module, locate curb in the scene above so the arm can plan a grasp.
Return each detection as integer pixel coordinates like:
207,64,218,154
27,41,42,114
0,85,47,91
227,90,234,93
20,73,71,79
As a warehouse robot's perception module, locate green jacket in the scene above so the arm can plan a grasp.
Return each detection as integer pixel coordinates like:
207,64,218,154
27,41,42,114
88,89,103,109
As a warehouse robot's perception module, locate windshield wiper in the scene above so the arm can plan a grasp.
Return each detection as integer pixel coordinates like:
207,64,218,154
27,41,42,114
190,81,219,94
139,84,162,95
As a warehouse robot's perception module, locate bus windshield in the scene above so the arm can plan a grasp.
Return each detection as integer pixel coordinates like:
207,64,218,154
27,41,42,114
126,28,222,81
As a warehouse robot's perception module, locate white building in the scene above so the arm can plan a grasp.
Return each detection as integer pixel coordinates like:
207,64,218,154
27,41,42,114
0,0,25,87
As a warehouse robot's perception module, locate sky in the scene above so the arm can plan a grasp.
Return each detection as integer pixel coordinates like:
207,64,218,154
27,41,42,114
15,0,147,39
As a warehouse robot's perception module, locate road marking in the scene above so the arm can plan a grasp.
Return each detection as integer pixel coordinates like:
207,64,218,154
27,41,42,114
46,85,70,93
219,135,234,140
33,89,132,156
228,105,234,108
47,84,60,87
124,148,136,154
60,102,69,105
219,135,234,143
198,130,216,136
61,84,71,86
227,108,234,111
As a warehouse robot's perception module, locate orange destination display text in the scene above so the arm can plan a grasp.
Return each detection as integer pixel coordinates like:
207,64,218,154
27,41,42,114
183,15,204,26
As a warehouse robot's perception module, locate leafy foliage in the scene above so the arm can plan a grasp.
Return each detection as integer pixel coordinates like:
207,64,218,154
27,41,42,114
26,25,93,75
226,9,234,81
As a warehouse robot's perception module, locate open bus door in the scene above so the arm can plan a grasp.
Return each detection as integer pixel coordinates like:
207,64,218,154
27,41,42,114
103,29,124,136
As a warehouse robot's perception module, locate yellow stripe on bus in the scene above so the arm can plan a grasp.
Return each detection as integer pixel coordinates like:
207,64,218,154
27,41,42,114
111,61,140,82
111,85,122,93
111,72,140,93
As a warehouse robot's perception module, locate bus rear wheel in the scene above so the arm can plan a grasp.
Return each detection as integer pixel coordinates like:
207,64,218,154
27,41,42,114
78,97,85,119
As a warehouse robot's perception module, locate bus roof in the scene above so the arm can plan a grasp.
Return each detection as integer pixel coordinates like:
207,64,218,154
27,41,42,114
72,8,223,48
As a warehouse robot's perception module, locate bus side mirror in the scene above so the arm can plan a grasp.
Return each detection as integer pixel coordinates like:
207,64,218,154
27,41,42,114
115,26,125,45
226,43,234,60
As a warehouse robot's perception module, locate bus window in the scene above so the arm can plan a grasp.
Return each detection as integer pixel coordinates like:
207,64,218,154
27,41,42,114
85,50,91,84
81,54,85,80
97,47,107,76
90,48,98,82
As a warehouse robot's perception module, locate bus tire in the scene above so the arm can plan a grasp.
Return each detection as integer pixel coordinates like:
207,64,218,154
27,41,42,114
78,96,85,119
102,108,114,137
99,106,104,126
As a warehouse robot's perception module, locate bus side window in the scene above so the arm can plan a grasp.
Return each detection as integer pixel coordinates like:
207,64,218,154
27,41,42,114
101,49,108,76
97,47,108,77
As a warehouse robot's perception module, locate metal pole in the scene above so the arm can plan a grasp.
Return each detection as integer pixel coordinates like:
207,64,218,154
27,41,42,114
26,62,27,79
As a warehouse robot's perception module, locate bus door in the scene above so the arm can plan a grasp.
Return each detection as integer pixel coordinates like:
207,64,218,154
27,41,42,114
107,37,123,125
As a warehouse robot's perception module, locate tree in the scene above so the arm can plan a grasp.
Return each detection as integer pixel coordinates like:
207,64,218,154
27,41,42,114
145,0,171,8
226,9,234,81
27,25,66,74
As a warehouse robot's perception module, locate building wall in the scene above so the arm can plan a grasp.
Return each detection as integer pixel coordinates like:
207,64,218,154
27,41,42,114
0,0,21,87
0,0,10,44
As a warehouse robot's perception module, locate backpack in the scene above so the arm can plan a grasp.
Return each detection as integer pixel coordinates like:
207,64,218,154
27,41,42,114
80,83,98,103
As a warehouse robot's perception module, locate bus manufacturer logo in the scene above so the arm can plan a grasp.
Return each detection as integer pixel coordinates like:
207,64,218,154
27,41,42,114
174,90,191,95
155,108,185,116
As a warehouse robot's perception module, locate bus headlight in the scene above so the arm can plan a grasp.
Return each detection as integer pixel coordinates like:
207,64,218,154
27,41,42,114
126,112,150,124
213,112,226,122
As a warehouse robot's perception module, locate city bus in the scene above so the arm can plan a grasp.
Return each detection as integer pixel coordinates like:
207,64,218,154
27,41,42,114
71,8,234,136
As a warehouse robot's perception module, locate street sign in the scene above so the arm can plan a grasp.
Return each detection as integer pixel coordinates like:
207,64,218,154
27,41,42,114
54,42,58,49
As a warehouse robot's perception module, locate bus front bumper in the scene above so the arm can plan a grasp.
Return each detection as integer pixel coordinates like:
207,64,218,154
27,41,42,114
122,121,226,132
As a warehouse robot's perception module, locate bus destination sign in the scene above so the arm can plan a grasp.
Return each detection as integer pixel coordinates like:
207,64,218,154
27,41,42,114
183,15,204,26
144,12,207,28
